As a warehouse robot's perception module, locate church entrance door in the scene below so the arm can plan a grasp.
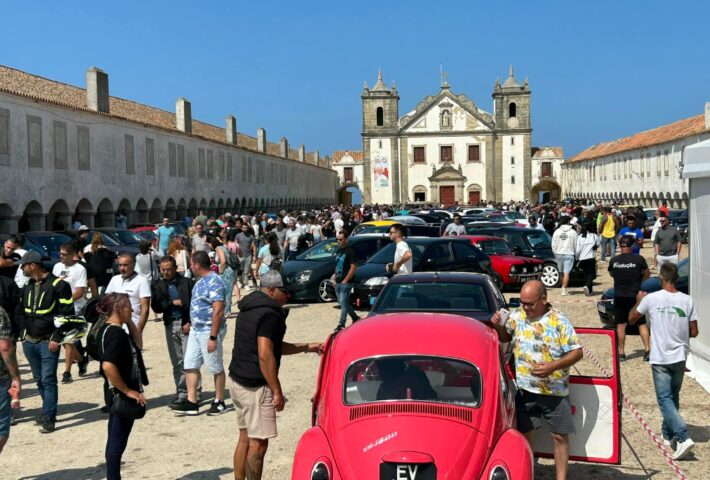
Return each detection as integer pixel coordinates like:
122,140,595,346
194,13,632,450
468,190,481,206
439,186,455,206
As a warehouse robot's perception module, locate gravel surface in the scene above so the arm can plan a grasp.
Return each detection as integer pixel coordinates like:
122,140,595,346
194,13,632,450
5,246,708,479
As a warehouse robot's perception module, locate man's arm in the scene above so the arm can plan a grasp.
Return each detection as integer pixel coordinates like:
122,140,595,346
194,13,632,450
393,249,412,272
489,311,513,343
629,291,648,325
0,337,20,383
641,268,651,282
676,232,682,256
341,261,357,284
138,297,150,332
257,336,284,411
690,321,699,338
282,342,322,355
531,348,583,378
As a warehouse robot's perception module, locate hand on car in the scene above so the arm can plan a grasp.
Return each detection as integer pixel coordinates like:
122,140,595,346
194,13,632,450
307,343,324,354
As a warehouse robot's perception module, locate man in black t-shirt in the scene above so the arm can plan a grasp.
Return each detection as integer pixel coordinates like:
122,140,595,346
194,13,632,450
228,271,322,480
334,231,359,332
608,236,650,361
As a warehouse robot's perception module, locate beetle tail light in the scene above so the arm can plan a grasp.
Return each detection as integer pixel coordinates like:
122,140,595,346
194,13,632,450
311,461,330,480
490,465,509,480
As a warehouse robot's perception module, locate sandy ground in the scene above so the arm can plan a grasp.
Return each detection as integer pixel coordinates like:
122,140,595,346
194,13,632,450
5,245,709,480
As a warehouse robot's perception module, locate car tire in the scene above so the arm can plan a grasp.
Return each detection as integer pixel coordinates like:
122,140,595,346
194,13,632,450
541,263,561,288
492,273,505,292
317,278,334,303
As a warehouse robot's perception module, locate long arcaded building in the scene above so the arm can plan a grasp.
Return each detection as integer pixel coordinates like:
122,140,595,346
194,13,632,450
0,65,338,233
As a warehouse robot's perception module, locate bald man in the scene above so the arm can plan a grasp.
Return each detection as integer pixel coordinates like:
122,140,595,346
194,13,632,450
490,280,583,480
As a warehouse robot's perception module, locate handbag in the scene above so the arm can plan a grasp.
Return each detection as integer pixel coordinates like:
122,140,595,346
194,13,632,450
108,388,146,419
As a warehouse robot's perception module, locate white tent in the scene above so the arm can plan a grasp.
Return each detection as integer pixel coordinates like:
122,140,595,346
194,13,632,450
682,138,710,392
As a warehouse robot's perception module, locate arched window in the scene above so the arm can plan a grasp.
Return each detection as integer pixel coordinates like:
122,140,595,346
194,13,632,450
508,102,517,118
376,107,384,126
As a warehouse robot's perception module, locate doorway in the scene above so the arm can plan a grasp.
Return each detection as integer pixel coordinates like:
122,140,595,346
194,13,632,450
439,186,455,206
468,190,481,206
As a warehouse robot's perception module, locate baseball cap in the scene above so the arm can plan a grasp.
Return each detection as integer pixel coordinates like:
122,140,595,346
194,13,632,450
78,225,90,232
20,251,43,265
260,270,284,288
620,236,635,248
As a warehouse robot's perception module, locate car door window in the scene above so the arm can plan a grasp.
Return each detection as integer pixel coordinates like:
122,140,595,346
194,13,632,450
451,242,483,272
504,233,527,252
352,240,376,264
423,243,451,268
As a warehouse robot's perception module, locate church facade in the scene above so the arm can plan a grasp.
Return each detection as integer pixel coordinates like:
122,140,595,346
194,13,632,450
361,67,541,205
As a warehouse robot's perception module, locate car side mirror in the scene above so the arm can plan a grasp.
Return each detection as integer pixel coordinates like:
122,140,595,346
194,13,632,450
507,298,521,309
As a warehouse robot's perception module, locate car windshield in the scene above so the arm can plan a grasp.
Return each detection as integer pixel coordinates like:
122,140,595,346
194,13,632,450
31,233,72,257
110,230,143,245
88,232,120,246
367,242,426,264
376,282,490,313
169,223,186,235
354,225,391,235
523,231,552,250
476,240,511,255
134,231,156,242
296,239,338,261
503,211,525,220
344,355,482,407
668,210,685,220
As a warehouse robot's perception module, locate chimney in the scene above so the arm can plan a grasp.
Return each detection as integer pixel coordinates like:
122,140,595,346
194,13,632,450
299,145,306,162
257,128,267,153
226,115,237,144
705,102,710,129
86,67,109,113
280,137,289,158
314,150,320,166
176,98,192,133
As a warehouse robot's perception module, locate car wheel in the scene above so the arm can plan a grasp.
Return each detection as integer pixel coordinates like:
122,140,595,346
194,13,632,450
317,279,334,303
541,263,561,288
492,273,505,292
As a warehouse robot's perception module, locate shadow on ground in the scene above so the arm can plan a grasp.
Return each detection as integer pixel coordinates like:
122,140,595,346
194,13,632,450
19,464,104,480
175,467,232,479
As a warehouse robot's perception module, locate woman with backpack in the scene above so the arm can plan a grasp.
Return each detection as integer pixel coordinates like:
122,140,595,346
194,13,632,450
255,232,283,282
96,293,147,480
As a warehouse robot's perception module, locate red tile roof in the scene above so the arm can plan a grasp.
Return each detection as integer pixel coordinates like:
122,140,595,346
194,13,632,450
567,114,709,163
0,64,321,166
331,150,363,163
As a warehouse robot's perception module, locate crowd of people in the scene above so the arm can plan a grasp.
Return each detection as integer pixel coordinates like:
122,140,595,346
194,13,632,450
0,198,698,479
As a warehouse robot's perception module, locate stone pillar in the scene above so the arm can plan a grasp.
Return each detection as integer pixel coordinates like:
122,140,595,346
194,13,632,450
705,102,710,129
280,137,289,158
314,150,320,166
86,67,109,113
176,98,192,133
226,115,237,144
299,145,306,162
257,128,267,153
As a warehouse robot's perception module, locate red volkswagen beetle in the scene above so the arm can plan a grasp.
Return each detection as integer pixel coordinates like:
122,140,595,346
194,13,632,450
292,313,532,479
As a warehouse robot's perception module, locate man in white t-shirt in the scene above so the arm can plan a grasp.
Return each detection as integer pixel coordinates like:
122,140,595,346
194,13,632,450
444,215,466,236
629,263,699,461
105,254,151,332
52,242,88,383
386,224,412,275
333,216,344,235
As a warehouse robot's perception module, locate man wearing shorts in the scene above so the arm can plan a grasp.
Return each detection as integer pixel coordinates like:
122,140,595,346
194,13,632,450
228,270,322,480
551,216,577,296
173,251,227,416
490,280,583,480
609,237,650,361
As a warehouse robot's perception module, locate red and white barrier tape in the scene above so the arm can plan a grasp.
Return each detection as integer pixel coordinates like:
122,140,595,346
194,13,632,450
580,344,689,480
552,298,614,305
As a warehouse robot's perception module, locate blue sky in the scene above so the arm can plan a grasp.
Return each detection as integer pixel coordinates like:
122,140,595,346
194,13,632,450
2,1,709,158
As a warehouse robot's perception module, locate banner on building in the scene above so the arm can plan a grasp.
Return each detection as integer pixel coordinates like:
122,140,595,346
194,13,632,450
373,154,390,187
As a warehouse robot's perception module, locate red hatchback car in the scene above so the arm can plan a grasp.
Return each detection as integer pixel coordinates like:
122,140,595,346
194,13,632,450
293,313,622,479
460,235,543,289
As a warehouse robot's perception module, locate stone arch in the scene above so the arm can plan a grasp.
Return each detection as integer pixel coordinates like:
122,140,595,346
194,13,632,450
165,198,176,221
135,198,149,224
95,198,115,228
0,204,14,234
208,199,217,218
466,183,483,205
225,198,233,214
117,198,133,226
75,198,95,228
46,199,71,231
20,200,44,232
247,198,254,210
411,185,428,203
633,192,639,200
198,199,208,217
259,199,265,210
188,199,198,217
149,198,163,223
177,199,187,220
217,199,225,217
241,197,247,214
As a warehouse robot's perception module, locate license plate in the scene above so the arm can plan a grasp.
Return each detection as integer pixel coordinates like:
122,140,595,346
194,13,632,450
380,463,436,480
597,303,606,314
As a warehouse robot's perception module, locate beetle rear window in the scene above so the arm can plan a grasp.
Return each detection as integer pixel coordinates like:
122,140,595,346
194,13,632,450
375,282,490,313
344,355,482,407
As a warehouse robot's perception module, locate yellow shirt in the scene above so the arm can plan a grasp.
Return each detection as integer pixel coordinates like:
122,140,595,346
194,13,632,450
601,215,616,238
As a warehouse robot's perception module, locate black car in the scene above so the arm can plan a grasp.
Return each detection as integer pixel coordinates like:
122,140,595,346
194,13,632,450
350,237,495,309
282,234,391,302
597,257,689,327
0,231,66,271
65,229,140,256
369,272,517,322
469,226,594,288
353,224,442,238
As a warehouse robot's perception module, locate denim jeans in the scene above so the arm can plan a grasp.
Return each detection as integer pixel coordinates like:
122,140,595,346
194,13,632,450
652,361,689,442
22,340,60,418
600,236,616,261
239,255,253,286
164,319,188,399
336,283,358,328
0,378,11,440
106,414,135,480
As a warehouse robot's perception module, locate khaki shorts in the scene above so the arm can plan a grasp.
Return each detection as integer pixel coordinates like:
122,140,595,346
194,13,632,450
229,378,277,439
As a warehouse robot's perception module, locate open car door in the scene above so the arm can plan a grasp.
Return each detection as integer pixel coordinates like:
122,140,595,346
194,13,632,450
529,327,622,464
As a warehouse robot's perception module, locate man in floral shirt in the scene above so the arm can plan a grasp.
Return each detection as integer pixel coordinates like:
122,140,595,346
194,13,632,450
490,280,583,480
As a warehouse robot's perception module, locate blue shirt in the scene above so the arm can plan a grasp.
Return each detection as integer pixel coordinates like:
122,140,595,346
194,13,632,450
619,227,643,254
190,272,226,332
156,225,177,251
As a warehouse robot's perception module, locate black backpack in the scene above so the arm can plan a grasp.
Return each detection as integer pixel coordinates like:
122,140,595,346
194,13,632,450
83,296,108,361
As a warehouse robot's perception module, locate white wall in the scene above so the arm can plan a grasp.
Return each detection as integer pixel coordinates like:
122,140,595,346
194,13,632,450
369,137,393,204
501,134,525,201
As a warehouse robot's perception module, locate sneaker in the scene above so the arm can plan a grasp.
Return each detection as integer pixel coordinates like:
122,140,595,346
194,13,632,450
206,400,227,416
673,438,695,460
169,397,188,409
643,351,650,362
39,417,56,433
561,288,569,296
583,286,590,296
78,355,89,377
663,438,676,450
172,400,199,416
618,353,627,362
333,324,344,334
61,372,73,384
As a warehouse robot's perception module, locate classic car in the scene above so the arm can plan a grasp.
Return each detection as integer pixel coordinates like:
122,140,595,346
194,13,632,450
292,313,622,479
350,238,497,309
283,234,391,302
459,235,543,290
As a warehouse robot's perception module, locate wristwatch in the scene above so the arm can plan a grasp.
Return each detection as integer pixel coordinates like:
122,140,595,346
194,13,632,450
209,335,218,341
